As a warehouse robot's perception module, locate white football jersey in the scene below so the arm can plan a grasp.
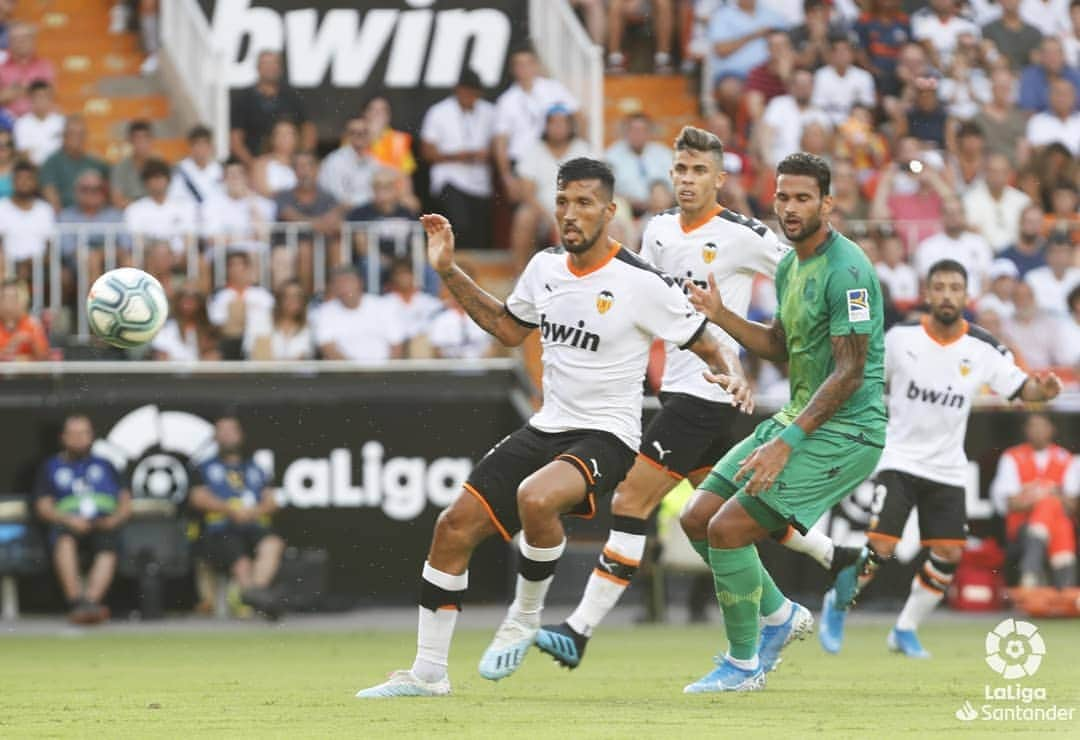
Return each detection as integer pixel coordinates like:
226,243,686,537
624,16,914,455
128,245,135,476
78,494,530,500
877,318,1028,486
505,242,708,450
640,206,788,403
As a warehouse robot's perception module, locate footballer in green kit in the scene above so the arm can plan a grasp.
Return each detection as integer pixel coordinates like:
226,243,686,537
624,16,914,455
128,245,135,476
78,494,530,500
682,152,886,693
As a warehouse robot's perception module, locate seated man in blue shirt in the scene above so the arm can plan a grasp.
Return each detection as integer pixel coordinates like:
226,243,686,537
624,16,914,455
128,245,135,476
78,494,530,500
189,415,285,618
34,414,131,624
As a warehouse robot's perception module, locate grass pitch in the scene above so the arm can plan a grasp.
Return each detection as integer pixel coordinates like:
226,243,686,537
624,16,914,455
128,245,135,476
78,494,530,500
2,617,1078,738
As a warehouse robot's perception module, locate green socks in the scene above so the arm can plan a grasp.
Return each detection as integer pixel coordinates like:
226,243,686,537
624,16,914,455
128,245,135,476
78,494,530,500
709,545,764,661
759,565,787,618
690,539,710,567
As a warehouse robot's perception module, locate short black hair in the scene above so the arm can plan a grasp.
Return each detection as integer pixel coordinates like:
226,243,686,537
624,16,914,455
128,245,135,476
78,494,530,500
388,257,414,276
187,124,212,142
223,156,248,171
13,159,37,177
128,119,152,137
956,120,984,139
140,157,172,182
556,157,614,201
27,79,51,95
1067,283,1080,313
776,152,831,196
927,258,969,285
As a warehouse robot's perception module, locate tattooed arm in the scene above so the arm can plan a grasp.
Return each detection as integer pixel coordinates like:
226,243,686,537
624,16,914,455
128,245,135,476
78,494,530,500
790,332,868,435
688,274,788,362
421,214,533,347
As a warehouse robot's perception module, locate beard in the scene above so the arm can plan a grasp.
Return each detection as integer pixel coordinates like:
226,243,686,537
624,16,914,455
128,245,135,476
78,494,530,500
562,221,605,254
780,213,823,243
932,305,961,325
219,442,243,457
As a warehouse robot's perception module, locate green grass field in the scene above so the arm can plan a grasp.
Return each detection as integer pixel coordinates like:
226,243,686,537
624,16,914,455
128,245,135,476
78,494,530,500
3,618,1079,738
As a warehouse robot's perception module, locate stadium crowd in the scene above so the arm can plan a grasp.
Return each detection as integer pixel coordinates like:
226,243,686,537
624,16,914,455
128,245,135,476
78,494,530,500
0,1,1072,387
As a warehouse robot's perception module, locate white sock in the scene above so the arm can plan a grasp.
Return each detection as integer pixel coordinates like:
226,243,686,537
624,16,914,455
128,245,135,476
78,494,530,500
761,598,794,627
726,652,760,671
780,527,834,569
510,537,566,625
895,577,944,632
412,562,467,682
566,529,646,637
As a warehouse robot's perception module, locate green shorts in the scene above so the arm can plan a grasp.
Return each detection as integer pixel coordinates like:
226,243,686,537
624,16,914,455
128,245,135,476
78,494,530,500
699,417,883,534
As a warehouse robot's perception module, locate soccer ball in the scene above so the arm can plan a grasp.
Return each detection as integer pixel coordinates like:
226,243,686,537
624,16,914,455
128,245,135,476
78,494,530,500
86,268,169,348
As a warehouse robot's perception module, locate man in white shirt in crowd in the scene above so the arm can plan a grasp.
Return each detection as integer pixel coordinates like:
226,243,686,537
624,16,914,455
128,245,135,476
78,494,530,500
123,158,198,263
493,45,580,204
604,112,672,217
812,35,876,126
511,105,593,270
977,258,1020,319
912,0,980,69
313,265,405,362
201,158,275,254
1003,281,1066,370
963,153,1031,253
1019,0,1073,38
1025,79,1080,155
914,197,993,295
382,258,442,352
420,70,495,253
874,232,920,310
759,68,831,167
169,125,224,206
13,80,62,165
427,263,493,360
207,250,274,360
1024,235,1080,318
0,159,54,273
318,117,378,209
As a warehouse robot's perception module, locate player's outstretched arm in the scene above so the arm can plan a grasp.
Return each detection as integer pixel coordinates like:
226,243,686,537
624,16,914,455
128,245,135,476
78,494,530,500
420,214,532,348
688,273,787,362
1017,372,1063,403
791,332,868,436
689,333,754,413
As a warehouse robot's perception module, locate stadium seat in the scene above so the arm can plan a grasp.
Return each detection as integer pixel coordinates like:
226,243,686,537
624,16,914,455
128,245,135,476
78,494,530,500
0,495,48,620
117,499,192,619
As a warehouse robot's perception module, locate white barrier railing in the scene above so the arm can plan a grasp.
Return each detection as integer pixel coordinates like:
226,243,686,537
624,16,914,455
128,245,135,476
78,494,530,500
161,0,229,159
4,220,427,340
529,0,605,153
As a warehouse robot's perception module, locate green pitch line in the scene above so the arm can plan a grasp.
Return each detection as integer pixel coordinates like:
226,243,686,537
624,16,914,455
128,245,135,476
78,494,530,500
2,619,1078,738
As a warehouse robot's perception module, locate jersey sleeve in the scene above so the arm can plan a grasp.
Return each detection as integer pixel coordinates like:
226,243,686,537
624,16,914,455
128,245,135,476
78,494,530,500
504,255,542,329
635,274,708,349
746,227,787,278
638,217,659,263
982,344,1028,400
883,326,899,387
825,257,878,337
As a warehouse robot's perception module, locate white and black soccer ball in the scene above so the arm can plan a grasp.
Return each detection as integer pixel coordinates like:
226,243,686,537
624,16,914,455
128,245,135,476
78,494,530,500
86,267,169,348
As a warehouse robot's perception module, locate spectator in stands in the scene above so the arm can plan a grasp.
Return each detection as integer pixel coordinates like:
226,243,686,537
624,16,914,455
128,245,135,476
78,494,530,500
606,0,674,73
189,416,286,618
511,105,592,270
1001,204,1050,276
244,278,313,361
428,264,494,360
124,158,197,262
1061,284,1080,367
964,153,1032,252
812,34,877,126
945,121,988,196
833,106,889,181
40,116,109,212
58,169,127,286
0,160,54,276
855,0,912,95
982,0,1042,70
977,258,1021,319
318,116,378,210
151,283,220,360
1045,182,1079,242
313,265,404,362
870,138,954,250
1066,1,1080,68
893,73,949,149
0,22,55,118
0,278,48,360
874,233,920,311
363,95,419,213
229,50,315,165
1025,78,1080,154
1003,281,1064,369
493,45,579,206
912,0,980,70
789,0,843,71
758,68,831,168
169,125,224,206
0,0,13,58
273,151,342,291
349,167,421,291
829,159,870,220
34,415,130,624
973,68,1030,166
915,197,994,294
990,414,1079,588
109,120,153,209
201,158,275,254
207,251,274,360
0,128,11,197
383,258,442,353
938,40,991,121
13,80,61,166
745,31,797,118
708,0,790,87
1025,235,1080,317
421,70,495,251
251,119,298,199
1019,36,1080,112
1020,0,1074,41
137,0,160,76
604,112,671,218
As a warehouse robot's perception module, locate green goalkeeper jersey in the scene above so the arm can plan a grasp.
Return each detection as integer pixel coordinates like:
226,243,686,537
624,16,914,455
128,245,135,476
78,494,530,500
773,229,886,443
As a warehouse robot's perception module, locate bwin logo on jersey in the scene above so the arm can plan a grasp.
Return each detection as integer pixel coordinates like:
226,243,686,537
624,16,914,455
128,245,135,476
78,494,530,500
702,242,718,264
907,380,965,408
596,290,614,314
540,314,600,351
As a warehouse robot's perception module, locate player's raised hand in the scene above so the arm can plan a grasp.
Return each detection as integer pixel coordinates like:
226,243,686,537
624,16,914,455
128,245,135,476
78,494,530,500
1028,372,1063,401
688,273,727,324
420,213,455,275
703,371,755,414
